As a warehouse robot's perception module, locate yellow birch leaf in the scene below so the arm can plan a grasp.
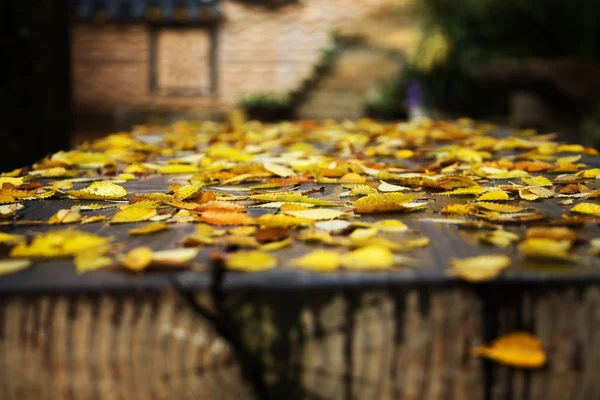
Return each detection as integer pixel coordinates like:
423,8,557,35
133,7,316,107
291,250,341,272
339,184,378,197
477,191,510,201
478,230,520,248
75,249,113,273
225,251,278,272
372,219,409,232
121,247,153,271
518,186,554,201
264,163,296,177
0,204,23,219
0,232,25,245
250,193,339,206
174,184,204,201
283,209,346,221
80,215,106,224
378,181,410,192
0,259,32,276
111,207,157,224
473,202,528,213
10,230,111,258
49,208,82,224
128,222,170,235
157,164,199,174
353,193,419,213
340,245,394,270
0,177,25,187
441,204,476,215
152,248,199,266
296,230,335,244
576,168,600,179
259,237,293,251
520,176,552,187
474,332,546,368
438,186,483,196
449,254,511,282
0,194,16,204
519,238,572,259
570,202,600,216
66,181,127,200
250,214,313,228
339,173,365,183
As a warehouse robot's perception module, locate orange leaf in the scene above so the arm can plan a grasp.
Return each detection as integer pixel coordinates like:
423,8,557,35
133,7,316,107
199,210,252,226
474,332,546,368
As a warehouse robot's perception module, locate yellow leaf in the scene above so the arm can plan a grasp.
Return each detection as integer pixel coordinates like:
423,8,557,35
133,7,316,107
473,202,528,213
339,184,378,197
29,167,75,178
0,177,25,187
49,208,82,224
152,248,199,266
250,192,339,206
478,230,520,248
372,219,409,232
519,238,572,259
0,203,23,219
0,259,32,276
225,251,278,272
250,214,313,228
0,232,25,245
111,206,157,224
157,164,199,174
441,203,476,215
570,202,600,216
66,181,127,200
315,219,352,232
291,250,341,272
474,332,546,368
10,230,111,258
520,176,552,187
340,245,394,270
438,186,483,196
81,215,106,224
339,173,365,183
283,208,346,221
353,193,419,213
296,230,335,244
518,186,554,201
477,190,510,201
260,237,293,251
449,254,511,282
264,162,296,177
174,184,204,201
121,247,153,271
74,249,113,273
349,228,379,241
377,181,410,192
128,222,170,235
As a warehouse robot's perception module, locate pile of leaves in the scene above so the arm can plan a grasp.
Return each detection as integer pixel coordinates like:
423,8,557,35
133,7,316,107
0,117,599,286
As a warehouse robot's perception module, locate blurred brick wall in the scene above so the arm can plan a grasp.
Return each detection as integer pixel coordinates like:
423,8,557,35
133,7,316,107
71,0,391,117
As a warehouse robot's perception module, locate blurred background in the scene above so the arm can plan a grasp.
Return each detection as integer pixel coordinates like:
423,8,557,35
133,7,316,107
4,0,600,170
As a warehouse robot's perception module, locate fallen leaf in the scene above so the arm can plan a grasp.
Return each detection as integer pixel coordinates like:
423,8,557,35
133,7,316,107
49,208,82,224
449,254,511,281
66,181,127,200
474,332,546,368
570,202,600,216
0,259,32,276
111,206,157,224
519,238,572,259
199,210,252,226
264,162,296,177
121,247,153,271
291,250,341,272
283,208,346,221
128,222,170,235
11,230,111,258
340,245,394,270
75,249,113,273
152,248,199,266
225,251,278,272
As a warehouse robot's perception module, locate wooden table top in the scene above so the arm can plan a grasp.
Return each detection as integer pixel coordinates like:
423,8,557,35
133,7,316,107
2,118,600,293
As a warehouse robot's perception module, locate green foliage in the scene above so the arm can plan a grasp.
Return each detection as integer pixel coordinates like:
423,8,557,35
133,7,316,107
409,0,600,115
239,93,291,109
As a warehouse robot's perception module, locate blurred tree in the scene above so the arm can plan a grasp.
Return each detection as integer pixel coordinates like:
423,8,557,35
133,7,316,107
405,0,600,116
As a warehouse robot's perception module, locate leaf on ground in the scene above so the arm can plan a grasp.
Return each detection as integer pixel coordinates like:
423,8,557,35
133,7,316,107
128,222,170,235
66,181,127,200
111,206,157,224
225,251,278,272
449,254,511,282
340,245,394,270
474,332,546,368
291,250,341,272
0,259,32,276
